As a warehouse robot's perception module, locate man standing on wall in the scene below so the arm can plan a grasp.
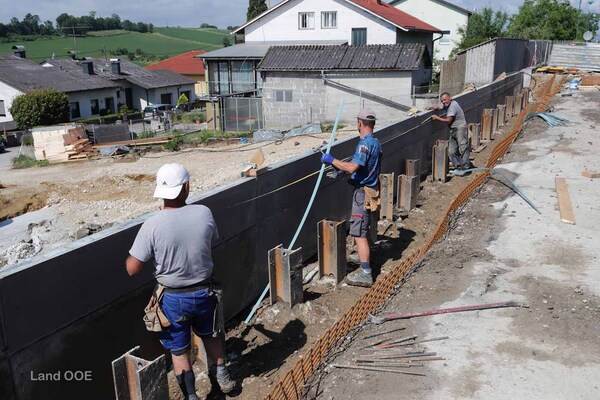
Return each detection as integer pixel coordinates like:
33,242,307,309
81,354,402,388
321,108,382,288
427,92,471,174
126,163,236,400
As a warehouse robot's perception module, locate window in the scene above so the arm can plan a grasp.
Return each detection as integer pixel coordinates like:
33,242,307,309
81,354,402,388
352,28,367,45
160,93,173,104
321,11,337,29
298,12,315,30
90,99,99,115
0,100,5,116
69,102,81,119
440,33,451,44
274,90,293,102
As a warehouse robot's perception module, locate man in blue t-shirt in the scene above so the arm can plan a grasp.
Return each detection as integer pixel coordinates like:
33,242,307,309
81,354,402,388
321,108,382,287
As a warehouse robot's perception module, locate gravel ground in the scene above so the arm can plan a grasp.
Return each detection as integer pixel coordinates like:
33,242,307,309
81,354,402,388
309,90,600,400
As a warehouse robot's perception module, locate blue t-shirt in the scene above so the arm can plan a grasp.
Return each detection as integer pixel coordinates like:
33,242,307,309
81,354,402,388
350,134,382,188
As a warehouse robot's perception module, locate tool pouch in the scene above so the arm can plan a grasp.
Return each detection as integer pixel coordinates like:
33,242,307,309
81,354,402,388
364,186,381,212
143,284,171,332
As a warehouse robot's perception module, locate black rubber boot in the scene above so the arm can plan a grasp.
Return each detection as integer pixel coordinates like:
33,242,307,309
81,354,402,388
176,370,200,400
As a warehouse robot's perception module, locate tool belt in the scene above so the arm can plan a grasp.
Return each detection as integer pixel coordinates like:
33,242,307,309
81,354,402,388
363,186,381,212
143,284,171,332
163,279,212,293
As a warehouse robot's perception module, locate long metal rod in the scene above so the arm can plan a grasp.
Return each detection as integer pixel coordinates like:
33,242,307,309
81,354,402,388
375,301,523,324
243,101,345,325
331,364,426,376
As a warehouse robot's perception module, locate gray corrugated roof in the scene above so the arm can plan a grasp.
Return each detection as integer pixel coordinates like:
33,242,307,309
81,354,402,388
258,43,428,71
389,0,473,15
198,41,347,60
0,55,118,93
45,59,195,90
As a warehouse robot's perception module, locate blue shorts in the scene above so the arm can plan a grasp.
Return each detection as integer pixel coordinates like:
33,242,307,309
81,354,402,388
159,288,217,355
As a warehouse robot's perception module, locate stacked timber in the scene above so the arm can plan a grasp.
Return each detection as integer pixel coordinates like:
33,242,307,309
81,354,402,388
32,125,97,163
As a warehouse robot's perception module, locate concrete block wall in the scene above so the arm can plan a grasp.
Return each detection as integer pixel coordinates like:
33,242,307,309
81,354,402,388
262,73,326,131
0,72,524,400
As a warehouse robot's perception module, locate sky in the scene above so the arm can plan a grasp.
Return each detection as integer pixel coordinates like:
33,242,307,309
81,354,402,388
0,1,597,29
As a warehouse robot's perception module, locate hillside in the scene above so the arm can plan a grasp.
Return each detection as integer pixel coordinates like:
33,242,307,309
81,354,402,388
0,28,233,64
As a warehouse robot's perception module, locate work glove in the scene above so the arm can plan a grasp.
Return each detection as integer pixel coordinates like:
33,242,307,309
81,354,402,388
321,153,335,165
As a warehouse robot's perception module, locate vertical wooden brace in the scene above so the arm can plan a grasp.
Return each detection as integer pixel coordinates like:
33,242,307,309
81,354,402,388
505,96,514,119
318,220,347,284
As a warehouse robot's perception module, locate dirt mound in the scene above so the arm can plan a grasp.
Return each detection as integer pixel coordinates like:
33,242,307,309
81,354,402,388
0,188,48,222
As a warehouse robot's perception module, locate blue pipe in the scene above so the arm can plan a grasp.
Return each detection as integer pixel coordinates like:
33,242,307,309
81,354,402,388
244,101,346,325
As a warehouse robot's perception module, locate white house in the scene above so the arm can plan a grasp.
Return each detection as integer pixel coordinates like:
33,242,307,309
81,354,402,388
0,53,119,128
44,58,197,113
389,0,472,61
233,0,444,58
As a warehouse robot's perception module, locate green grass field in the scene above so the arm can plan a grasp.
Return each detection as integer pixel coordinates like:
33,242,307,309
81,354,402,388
0,28,232,63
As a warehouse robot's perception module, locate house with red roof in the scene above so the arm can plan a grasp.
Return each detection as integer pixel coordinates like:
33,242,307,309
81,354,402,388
199,0,445,131
232,0,444,59
146,50,207,96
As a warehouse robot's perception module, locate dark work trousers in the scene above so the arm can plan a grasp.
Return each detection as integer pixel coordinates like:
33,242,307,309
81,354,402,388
448,125,470,169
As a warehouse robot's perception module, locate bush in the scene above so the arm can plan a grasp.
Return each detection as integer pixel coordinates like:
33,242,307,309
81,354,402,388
10,89,69,129
12,155,49,169
164,133,184,151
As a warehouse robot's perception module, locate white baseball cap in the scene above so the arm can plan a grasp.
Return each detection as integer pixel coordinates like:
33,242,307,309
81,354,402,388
357,107,376,121
153,163,190,199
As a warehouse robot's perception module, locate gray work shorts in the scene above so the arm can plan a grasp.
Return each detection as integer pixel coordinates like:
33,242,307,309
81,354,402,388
349,188,370,238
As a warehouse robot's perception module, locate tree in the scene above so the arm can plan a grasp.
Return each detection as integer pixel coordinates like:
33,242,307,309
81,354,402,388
507,0,599,41
177,93,189,106
222,36,232,47
9,89,69,130
247,0,268,21
453,7,508,55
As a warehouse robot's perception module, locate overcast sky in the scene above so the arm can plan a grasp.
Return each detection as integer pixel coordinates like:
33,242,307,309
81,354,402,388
0,1,597,29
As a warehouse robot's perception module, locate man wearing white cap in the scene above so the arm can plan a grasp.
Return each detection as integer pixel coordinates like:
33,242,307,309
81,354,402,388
126,163,236,399
321,108,382,287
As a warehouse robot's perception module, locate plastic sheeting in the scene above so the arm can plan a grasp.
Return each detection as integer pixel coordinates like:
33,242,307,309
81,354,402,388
252,123,322,142
99,146,131,157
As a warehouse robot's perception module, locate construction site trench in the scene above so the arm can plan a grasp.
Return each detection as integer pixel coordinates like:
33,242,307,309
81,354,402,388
0,72,558,400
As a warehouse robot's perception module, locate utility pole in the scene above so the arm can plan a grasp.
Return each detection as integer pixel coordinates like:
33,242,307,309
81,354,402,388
576,0,583,41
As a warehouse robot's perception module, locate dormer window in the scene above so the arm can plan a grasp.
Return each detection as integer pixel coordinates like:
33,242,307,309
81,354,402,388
321,11,337,29
298,12,315,30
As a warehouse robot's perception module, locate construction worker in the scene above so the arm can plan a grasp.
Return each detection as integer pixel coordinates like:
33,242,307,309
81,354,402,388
126,163,236,400
427,92,471,174
321,107,382,288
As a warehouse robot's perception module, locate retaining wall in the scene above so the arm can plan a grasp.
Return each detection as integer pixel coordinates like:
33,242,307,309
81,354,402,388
0,72,523,400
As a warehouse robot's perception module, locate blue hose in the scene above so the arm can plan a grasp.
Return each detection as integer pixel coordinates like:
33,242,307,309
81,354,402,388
244,101,346,325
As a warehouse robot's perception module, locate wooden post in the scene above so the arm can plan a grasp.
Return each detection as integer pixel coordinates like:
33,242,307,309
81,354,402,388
481,109,493,141
112,347,168,400
379,173,395,220
268,245,303,308
468,123,481,150
397,175,420,212
432,140,449,183
318,220,347,284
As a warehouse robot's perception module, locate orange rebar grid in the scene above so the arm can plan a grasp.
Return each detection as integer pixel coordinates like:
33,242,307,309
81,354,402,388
265,75,564,400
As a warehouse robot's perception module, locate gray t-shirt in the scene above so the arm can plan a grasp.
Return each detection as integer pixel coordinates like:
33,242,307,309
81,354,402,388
129,205,219,288
444,100,467,128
